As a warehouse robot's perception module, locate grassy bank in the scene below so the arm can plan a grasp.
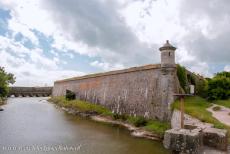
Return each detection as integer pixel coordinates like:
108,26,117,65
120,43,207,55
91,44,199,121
171,96,230,130
214,99,230,108
48,97,113,116
48,96,170,136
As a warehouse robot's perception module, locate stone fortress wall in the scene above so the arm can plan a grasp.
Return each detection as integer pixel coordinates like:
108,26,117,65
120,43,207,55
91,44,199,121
52,41,180,121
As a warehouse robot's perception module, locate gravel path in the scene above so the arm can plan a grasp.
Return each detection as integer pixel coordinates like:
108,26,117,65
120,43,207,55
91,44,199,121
207,104,230,126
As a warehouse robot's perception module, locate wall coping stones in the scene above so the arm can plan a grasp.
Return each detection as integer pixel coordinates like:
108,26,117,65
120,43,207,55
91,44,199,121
55,64,161,83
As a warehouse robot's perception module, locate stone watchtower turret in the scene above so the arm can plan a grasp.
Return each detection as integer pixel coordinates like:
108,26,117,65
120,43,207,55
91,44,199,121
159,40,176,68
159,40,179,121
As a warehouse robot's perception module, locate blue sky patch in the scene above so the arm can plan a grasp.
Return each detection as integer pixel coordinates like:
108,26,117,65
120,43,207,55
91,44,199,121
0,8,11,36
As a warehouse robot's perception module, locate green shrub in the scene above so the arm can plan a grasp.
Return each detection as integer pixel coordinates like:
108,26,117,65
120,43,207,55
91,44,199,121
112,113,120,120
195,78,208,98
65,90,76,100
212,106,221,111
112,113,127,121
207,72,230,101
128,116,147,127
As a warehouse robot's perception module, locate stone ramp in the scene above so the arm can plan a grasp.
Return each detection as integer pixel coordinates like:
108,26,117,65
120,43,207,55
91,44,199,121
171,109,213,130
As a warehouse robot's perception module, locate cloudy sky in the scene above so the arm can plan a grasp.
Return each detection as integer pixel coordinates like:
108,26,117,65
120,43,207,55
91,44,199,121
0,0,229,86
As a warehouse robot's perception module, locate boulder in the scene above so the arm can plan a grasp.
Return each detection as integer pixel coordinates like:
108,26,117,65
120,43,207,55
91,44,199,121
203,127,228,151
163,129,202,154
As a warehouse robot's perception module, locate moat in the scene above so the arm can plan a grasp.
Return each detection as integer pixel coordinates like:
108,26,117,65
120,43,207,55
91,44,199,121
0,97,169,154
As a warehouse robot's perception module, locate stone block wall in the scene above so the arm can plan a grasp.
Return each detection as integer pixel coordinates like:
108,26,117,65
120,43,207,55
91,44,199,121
52,64,180,121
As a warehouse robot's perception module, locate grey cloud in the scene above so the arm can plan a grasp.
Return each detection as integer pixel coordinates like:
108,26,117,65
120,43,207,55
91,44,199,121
41,0,158,67
179,0,230,64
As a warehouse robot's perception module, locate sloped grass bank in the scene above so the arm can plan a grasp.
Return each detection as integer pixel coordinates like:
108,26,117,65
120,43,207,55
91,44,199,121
48,97,170,137
214,99,230,108
171,96,227,129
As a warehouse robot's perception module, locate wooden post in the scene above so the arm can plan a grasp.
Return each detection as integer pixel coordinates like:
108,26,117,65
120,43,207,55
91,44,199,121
180,96,184,129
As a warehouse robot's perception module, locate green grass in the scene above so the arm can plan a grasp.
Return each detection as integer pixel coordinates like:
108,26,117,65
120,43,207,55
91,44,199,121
214,99,230,108
144,120,170,136
171,96,226,129
49,96,170,136
48,96,113,116
127,116,147,127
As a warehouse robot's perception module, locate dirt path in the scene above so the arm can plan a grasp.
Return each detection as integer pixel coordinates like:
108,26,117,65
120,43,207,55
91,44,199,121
207,104,230,126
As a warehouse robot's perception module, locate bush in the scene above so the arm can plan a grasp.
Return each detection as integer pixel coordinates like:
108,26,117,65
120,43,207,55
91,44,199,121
112,113,127,121
65,90,76,100
134,117,148,127
212,106,221,111
128,116,148,127
195,78,208,98
207,72,230,101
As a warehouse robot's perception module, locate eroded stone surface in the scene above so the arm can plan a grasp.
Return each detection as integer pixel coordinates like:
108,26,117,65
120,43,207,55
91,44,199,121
52,64,181,121
171,109,228,152
163,129,202,154
203,127,228,151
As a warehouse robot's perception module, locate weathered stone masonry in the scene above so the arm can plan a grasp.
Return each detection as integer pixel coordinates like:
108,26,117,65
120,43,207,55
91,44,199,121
52,41,180,121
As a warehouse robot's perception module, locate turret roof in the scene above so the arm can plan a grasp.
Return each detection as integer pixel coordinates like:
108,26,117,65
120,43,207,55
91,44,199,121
159,40,176,51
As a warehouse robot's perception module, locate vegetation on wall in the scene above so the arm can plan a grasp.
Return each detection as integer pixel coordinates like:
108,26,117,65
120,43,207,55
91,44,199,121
0,67,15,99
177,64,207,96
177,64,229,101
176,64,188,93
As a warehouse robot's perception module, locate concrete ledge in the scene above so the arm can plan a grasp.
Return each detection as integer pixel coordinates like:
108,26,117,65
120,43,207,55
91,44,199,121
203,127,228,151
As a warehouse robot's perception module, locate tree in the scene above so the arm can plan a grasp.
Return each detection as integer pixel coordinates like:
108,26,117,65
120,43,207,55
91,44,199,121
0,67,15,98
207,71,230,100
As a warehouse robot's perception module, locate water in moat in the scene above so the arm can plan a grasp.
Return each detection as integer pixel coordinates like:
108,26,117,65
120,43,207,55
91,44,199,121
0,97,169,154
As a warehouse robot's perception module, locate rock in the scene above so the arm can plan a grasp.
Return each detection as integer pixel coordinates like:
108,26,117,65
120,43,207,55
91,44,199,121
203,127,228,151
0,108,4,111
163,129,202,154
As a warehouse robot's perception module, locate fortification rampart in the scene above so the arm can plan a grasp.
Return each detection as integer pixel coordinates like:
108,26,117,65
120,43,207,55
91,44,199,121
52,41,181,121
